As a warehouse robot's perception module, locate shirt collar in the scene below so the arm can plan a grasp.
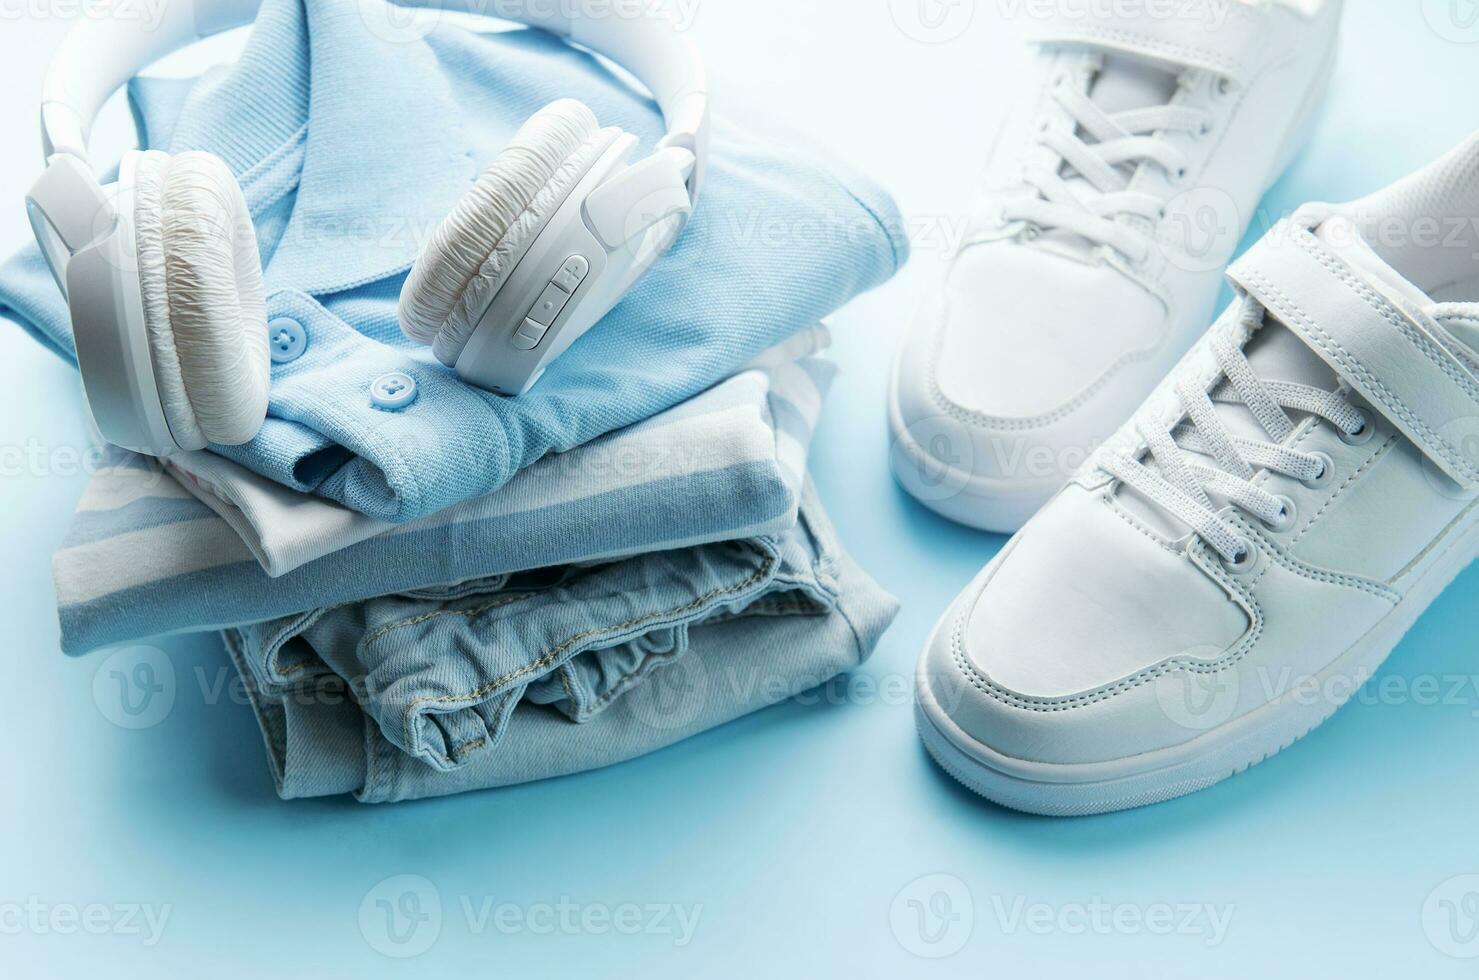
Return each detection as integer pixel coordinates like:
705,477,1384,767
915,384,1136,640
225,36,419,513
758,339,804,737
151,0,477,295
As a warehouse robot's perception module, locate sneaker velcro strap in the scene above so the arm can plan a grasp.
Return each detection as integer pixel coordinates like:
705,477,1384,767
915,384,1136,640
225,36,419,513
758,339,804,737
1025,1,1269,84
1228,220,1479,490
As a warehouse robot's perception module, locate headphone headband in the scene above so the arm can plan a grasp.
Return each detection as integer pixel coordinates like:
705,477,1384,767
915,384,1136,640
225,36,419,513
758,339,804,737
41,0,708,198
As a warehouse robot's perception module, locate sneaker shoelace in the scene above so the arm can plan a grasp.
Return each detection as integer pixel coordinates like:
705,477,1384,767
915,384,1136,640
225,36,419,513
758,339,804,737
1003,70,1217,264
1101,295,1370,566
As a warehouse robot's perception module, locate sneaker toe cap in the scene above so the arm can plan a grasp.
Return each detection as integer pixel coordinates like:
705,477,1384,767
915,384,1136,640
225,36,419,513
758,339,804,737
918,486,1250,766
891,242,1172,492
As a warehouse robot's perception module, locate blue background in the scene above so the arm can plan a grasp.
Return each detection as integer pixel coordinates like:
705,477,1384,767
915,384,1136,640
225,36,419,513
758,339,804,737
3,1,1479,974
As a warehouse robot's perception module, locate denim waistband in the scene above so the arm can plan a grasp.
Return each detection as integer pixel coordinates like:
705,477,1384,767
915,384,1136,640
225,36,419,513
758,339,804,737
223,484,898,802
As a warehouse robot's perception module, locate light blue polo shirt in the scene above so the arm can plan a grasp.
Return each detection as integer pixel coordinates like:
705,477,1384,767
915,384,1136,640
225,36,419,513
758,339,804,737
0,0,906,523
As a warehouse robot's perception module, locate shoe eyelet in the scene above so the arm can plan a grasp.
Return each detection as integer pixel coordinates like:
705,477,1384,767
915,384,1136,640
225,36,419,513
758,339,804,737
1261,495,1298,533
1302,452,1335,490
1221,541,1258,575
1339,417,1375,447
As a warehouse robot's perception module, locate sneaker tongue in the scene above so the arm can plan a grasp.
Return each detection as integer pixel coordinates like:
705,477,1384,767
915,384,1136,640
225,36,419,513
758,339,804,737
1039,55,1179,259
1231,219,1381,394
1204,215,1446,447
1091,54,1179,113
1114,217,1427,540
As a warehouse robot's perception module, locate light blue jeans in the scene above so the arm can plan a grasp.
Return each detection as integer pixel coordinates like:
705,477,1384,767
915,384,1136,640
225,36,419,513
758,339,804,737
223,485,897,802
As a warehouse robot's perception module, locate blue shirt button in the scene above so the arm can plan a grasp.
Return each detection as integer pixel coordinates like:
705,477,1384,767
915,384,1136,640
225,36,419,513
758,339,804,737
370,372,417,411
268,317,308,364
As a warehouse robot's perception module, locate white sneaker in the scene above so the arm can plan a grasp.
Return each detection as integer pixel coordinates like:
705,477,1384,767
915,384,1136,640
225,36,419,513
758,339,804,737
890,0,1343,532
915,132,1479,816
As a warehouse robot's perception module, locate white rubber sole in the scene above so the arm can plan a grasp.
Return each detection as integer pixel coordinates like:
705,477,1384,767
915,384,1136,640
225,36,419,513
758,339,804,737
915,502,1479,817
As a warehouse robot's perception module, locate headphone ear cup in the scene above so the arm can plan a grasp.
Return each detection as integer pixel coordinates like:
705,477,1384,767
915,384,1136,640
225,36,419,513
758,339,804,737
133,149,269,449
399,99,620,367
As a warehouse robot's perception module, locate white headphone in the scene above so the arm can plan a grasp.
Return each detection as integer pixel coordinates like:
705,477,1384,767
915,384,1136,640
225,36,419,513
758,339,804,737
27,0,709,457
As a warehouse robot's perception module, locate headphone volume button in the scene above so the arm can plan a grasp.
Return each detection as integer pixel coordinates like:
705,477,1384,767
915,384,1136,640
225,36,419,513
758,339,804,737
551,254,589,292
513,319,548,351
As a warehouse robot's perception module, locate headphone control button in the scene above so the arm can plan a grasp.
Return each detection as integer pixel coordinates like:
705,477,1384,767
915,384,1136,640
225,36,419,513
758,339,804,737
552,255,590,292
528,282,573,327
268,317,308,364
513,318,548,351
370,372,417,411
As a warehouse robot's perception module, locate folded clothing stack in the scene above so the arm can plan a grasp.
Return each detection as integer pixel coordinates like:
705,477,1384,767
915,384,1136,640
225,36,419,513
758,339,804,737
56,354,898,802
4,0,906,802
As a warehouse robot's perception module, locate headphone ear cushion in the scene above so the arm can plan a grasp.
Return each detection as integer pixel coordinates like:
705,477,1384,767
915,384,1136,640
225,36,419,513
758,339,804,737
399,99,619,366
134,149,269,450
